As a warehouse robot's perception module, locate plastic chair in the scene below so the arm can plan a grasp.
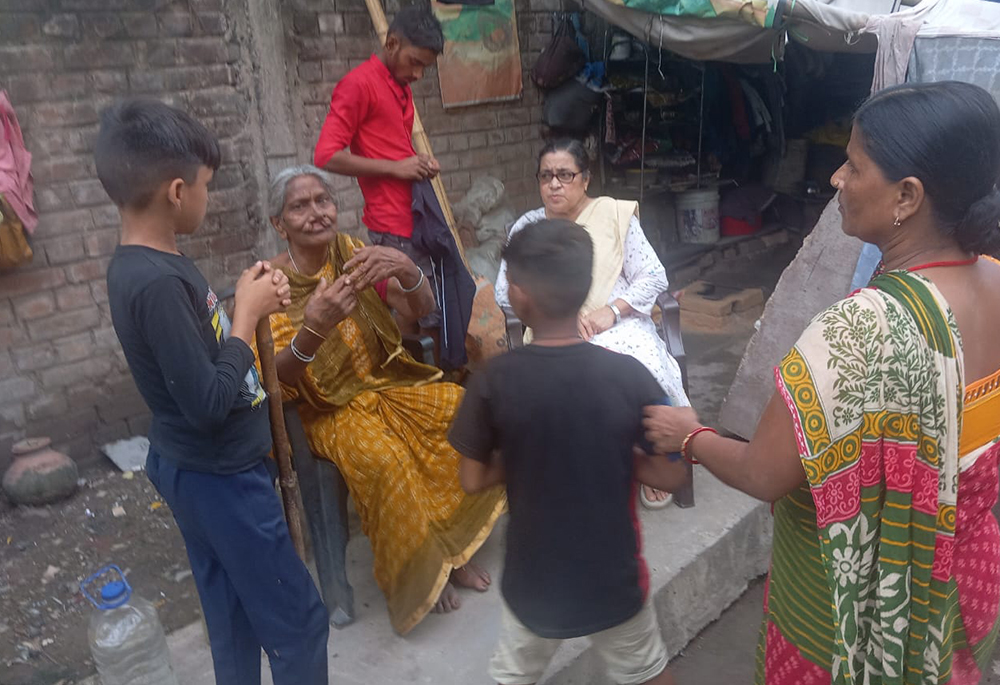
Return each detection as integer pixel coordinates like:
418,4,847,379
501,292,695,508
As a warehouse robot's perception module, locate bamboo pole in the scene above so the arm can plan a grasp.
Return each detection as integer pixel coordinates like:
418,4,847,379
255,319,307,561
363,0,471,272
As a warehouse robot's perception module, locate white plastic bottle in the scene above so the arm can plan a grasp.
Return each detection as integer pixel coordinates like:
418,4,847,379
83,565,179,685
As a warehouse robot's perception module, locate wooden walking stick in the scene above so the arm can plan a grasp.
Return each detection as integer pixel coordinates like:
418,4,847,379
255,319,308,561
363,0,471,273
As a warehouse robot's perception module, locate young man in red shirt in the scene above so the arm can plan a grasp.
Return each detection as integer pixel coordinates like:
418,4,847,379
314,5,444,334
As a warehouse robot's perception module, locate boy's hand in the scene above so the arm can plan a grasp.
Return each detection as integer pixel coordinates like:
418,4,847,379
303,274,358,336
235,261,291,321
392,155,436,181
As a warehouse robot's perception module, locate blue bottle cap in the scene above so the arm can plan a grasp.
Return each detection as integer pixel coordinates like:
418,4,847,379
101,581,127,603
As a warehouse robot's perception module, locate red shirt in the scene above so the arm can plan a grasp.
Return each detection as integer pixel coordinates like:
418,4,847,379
314,55,416,238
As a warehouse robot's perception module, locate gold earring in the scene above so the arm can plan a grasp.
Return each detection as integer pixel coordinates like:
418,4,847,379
893,217,902,227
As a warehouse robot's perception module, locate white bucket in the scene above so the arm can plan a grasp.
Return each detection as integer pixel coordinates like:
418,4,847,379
676,187,720,244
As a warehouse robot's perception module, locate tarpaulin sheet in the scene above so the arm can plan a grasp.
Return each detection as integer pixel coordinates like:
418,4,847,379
577,0,1000,64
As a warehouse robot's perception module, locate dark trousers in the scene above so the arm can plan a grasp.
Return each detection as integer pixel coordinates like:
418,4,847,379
146,451,329,685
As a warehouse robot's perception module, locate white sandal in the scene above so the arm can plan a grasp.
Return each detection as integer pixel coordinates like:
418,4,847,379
640,486,673,510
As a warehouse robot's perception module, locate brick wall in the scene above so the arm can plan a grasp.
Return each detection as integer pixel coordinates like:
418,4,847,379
285,0,554,240
0,0,267,470
0,0,556,471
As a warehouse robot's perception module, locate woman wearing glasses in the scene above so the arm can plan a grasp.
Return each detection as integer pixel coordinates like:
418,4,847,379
495,138,689,510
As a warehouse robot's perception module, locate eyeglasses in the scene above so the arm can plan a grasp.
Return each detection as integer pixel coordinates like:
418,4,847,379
536,170,582,184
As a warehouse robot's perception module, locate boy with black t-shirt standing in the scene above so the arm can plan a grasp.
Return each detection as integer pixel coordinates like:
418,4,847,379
449,219,685,685
99,100,329,685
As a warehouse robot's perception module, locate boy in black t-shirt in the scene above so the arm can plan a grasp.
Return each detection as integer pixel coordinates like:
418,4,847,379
449,219,685,685
99,100,329,685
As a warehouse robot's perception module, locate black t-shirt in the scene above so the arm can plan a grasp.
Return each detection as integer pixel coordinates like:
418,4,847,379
448,342,664,638
107,245,271,474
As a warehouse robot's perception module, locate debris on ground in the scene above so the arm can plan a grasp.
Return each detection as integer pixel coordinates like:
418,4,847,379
0,468,199,685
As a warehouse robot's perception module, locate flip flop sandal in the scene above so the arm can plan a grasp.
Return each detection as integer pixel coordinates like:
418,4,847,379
640,486,673,510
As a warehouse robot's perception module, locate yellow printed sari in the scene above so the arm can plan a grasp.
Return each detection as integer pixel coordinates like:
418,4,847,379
269,234,505,634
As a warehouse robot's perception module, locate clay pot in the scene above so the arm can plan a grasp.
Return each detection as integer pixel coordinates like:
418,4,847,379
2,438,78,506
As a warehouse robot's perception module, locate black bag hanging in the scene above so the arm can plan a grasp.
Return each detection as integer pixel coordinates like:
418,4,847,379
530,14,586,90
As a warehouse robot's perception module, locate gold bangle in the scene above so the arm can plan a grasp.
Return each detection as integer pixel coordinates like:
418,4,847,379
301,325,328,341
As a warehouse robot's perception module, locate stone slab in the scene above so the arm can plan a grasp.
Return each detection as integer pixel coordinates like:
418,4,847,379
719,200,863,439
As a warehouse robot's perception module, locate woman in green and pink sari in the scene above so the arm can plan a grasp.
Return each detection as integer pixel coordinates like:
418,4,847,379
645,81,1000,684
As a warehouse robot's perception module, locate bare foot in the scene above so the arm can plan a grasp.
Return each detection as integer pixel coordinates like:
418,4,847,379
452,562,491,592
642,485,672,507
432,582,461,613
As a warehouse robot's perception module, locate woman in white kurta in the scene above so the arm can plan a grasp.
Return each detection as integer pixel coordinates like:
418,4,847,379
495,139,689,508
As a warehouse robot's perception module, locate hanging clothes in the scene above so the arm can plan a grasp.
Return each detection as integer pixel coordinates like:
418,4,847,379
410,180,476,370
0,91,37,235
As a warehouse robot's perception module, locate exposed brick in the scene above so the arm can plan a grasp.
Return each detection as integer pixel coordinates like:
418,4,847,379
298,60,323,82
0,325,28,348
187,88,245,117
0,350,13,378
317,13,344,35
47,73,90,99
0,45,57,73
66,258,110,284
27,408,99,452
26,393,69,422
39,356,113,389
0,377,36,405
55,284,95,311
43,237,87,265
92,323,118,350
35,185,75,214
0,301,14,326
54,331,95,362
63,42,135,69
91,70,129,93
26,306,101,341
32,157,95,185
68,179,110,207
4,73,48,104
97,388,147,423
81,14,125,39
0,267,67,299
12,344,57,373
293,12,320,37
177,37,236,65
91,205,120,228
194,11,227,35
42,13,79,38
343,12,373,35
139,40,178,67
83,229,119,258
159,12,193,36
13,292,57,321
122,12,158,37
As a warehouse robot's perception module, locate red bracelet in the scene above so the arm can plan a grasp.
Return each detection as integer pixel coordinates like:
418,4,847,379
681,426,718,465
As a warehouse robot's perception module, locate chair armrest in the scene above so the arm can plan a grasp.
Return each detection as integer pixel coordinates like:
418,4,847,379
402,334,436,366
501,306,524,349
656,291,688,394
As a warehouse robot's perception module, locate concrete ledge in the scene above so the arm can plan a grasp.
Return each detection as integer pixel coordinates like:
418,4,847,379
80,470,771,685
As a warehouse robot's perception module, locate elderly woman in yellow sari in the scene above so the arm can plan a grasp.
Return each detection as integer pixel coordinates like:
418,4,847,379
262,165,504,635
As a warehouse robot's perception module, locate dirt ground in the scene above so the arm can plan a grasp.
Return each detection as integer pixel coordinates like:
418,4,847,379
0,467,201,685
